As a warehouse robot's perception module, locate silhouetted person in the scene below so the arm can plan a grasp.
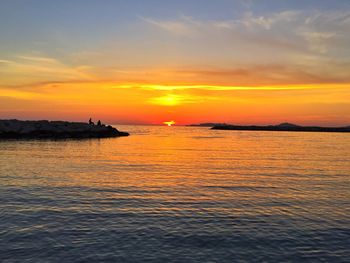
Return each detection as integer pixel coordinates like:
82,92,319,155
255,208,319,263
89,118,94,125
97,120,102,126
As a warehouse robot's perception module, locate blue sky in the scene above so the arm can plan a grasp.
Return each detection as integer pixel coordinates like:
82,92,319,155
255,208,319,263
1,0,349,56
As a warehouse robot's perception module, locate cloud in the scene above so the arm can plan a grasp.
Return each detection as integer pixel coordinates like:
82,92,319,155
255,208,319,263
140,16,196,36
136,9,350,85
0,59,14,64
141,9,350,55
16,55,59,64
141,11,300,33
0,54,93,86
240,10,300,30
148,93,217,106
299,31,335,53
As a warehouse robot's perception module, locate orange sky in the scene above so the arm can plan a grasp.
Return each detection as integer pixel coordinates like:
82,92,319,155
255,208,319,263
1,79,349,126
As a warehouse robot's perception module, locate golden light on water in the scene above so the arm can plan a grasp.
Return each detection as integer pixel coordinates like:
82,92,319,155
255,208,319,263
163,120,176,126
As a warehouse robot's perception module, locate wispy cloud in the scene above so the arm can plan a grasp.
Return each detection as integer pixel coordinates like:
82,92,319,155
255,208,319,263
240,10,300,30
16,55,59,64
136,9,350,86
0,59,14,64
148,94,199,106
141,9,350,55
0,54,94,86
140,15,199,36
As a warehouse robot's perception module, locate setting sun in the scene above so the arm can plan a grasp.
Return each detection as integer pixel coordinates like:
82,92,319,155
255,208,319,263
163,120,176,127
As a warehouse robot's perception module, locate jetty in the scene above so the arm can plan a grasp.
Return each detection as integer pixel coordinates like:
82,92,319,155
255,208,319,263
0,119,129,139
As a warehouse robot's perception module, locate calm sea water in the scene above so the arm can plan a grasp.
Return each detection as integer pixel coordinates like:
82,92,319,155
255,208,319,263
1,126,349,262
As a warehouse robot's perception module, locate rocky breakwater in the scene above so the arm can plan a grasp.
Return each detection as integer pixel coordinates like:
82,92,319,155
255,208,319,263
0,120,129,139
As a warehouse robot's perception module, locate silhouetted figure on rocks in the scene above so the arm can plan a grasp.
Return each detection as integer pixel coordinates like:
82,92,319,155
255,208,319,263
89,118,94,125
97,120,102,126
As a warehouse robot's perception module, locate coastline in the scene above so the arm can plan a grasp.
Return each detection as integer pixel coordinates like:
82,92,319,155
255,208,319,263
0,119,129,139
211,123,350,133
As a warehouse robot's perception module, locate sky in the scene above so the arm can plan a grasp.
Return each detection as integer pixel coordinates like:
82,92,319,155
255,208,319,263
0,0,350,126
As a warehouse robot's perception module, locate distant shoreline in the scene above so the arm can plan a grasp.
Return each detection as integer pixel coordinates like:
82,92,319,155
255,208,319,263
211,123,350,133
187,123,228,127
0,119,129,139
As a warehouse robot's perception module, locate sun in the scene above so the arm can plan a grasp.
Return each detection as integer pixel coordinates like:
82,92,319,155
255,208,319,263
163,120,176,127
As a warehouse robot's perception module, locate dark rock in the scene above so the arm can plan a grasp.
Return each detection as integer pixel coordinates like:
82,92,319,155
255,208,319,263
0,119,129,139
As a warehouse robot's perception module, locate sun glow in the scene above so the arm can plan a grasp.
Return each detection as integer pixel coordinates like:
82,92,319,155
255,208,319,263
149,94,184,106
163,120,176,126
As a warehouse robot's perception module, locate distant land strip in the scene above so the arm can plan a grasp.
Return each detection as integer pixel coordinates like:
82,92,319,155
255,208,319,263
211,123,350,133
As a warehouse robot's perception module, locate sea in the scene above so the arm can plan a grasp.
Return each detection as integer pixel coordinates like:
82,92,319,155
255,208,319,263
1,125,349,262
